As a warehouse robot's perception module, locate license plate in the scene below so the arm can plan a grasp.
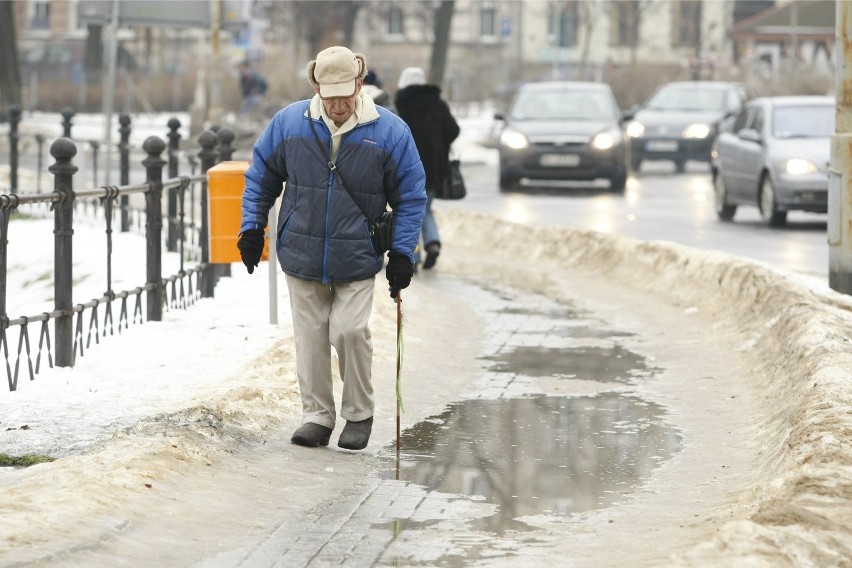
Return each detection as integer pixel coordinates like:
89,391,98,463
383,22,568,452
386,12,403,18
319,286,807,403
540,154,580,167
646,140,678,152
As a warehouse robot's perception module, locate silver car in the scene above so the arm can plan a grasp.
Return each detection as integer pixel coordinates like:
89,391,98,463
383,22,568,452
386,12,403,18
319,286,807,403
711,96,833,227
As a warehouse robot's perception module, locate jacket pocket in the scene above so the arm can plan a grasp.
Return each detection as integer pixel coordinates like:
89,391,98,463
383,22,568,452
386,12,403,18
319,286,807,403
278,211,294,246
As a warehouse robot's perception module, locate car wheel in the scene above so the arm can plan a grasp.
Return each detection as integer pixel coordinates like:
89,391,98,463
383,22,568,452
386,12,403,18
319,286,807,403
499,171,519,192
610,168,627,193
759,175,787,227
713,173,736,221
674,160,686,173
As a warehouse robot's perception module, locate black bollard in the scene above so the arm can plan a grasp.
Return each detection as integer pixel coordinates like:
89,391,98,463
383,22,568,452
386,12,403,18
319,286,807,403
35,134,45,192
216,127,235,162
61,108,75,139
142,137,166,322
166,117,182,252
89,140,100,188
118,113,131,232
49,138,78,367
8,106,21,194
214,127,236,278
197,130,218,298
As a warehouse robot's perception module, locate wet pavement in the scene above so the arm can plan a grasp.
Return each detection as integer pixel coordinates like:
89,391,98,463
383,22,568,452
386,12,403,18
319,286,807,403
231,278,683,567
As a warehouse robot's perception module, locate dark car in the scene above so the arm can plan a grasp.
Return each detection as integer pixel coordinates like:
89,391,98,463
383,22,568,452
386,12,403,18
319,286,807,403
711,96,833,227
495,81,629,192
624,81,754,173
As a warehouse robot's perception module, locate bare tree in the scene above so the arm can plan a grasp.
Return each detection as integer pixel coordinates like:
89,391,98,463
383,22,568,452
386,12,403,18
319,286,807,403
429,0,454,87
577,0,600,80
0,0,22,109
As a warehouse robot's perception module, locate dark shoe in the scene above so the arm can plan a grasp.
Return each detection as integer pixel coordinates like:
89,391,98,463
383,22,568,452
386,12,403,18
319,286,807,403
423,243,440,270
337,417,373,450
291,423,332,447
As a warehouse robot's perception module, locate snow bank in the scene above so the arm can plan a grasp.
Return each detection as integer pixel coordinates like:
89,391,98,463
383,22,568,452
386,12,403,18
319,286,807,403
438,207,852,566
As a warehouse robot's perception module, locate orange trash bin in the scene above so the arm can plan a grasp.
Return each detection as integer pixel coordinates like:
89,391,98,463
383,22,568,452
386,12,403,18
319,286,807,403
206,161,269,264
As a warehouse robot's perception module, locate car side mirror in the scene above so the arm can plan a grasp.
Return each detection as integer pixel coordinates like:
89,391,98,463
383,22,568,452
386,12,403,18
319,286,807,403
738,128,761,143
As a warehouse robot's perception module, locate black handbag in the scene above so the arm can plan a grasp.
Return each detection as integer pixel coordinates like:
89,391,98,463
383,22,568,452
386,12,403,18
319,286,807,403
369,210,395,255
437,158,466,200
307,109,395,255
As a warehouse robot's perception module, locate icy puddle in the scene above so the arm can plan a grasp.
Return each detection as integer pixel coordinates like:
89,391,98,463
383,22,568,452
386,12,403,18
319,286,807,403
380,393,681,532
377,279,681,536
481,344,655,382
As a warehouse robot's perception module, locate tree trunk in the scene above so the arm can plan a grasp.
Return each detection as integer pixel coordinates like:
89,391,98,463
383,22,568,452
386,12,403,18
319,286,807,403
428,0,454,88
0,0,22,107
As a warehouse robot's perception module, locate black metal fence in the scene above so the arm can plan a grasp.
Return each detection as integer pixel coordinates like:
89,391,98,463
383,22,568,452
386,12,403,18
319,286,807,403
1,115,238,393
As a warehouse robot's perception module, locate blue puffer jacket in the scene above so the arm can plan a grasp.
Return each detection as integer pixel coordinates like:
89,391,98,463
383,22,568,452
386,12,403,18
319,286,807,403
240,95,427,284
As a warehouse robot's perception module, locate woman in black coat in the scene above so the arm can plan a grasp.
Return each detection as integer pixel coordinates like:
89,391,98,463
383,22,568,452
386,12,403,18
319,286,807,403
394,67,460,269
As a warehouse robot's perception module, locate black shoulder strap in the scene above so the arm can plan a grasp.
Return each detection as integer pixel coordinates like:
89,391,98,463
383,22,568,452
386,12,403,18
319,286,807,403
306,107,375,223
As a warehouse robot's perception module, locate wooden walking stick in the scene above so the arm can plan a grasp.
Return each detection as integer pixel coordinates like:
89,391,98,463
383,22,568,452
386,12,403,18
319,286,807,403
395,291,404,479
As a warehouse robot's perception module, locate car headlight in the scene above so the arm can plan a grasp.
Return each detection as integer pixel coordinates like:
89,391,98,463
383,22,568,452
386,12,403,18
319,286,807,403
784,158,818,175
625,121,645,138
499,127,529,150
682,123,711,139
591,130,620,150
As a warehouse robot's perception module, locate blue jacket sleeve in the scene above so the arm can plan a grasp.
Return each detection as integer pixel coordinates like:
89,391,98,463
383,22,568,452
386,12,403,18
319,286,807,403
240,111,287,234
388,127,427,264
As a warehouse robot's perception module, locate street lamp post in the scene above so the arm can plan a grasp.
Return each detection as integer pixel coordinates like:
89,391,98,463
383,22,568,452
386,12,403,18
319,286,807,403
829,0,852,293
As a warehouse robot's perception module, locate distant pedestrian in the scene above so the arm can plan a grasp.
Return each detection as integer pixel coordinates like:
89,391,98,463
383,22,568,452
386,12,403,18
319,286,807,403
238,60,268,113
394,66,460,270
237,46,426,451
362,69,393,110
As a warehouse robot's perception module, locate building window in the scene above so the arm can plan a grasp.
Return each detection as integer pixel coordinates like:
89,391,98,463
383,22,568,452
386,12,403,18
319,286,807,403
480,6,496,37
388,6,404,36
31,1,51,30
548,2,579,48
611,1,639,47
673,0,701,48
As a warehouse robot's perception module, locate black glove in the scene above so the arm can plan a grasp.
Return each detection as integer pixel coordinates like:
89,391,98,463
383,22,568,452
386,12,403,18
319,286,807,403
386,251,414,298
237,229,265,274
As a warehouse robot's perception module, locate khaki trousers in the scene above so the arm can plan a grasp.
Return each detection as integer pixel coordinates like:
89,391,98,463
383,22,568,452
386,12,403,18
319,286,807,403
285,274,375,429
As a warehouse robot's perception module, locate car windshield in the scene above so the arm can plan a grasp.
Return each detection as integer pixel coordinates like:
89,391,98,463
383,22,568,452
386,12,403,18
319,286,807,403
510,89,616,121
646,86,727,112
773,105,835,138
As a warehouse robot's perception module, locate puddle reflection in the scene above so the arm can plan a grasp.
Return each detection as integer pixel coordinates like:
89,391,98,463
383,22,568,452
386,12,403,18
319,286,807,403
382,393,681,532
482,345,655,382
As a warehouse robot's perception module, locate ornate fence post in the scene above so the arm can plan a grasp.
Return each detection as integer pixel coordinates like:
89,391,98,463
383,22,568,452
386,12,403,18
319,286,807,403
49,138,78,367
215,127,236,278
8,106,21,194
118,113,131,232
143,137,166,322
216,127,235,162
166,117,182,252
61,108,75,139
198,130,218,298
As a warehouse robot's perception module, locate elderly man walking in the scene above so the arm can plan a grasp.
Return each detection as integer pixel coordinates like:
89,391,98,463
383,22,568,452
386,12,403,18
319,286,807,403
237,46,426,450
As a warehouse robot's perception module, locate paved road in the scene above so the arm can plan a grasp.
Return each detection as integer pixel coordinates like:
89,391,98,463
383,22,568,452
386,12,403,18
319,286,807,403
447,159,829,278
